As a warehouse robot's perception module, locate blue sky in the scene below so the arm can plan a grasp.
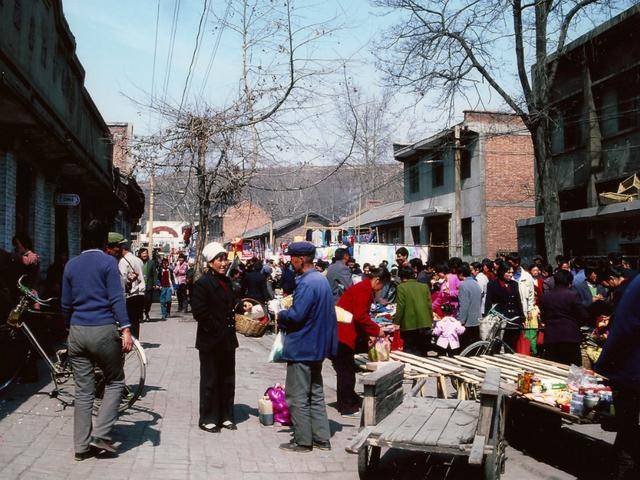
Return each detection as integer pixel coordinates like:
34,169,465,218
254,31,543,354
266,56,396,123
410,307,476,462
63,0,395,136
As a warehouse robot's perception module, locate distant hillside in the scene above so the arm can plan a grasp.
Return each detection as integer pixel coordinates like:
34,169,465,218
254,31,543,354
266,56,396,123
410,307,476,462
139,163,403,224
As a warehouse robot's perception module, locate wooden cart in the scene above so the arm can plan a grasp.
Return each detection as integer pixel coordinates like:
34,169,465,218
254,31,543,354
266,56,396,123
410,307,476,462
347,363,506,480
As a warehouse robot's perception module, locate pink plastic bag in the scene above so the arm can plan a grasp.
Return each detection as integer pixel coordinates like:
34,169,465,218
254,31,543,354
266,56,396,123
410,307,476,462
265,384,291,426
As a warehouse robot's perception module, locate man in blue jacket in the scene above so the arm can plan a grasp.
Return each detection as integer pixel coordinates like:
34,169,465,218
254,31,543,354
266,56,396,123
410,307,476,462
595,273,640,479
61,220,132,460
278,241,337,453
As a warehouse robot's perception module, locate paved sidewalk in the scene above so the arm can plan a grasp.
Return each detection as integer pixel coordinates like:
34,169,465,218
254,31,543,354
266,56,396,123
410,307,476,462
0,305,596,479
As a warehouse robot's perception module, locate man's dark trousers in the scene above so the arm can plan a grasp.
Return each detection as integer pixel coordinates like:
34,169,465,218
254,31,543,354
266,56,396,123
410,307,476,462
612,387,640,479
68,324,124,454
199,348,236,426
285,361,331,447
143,289,153,319
331,343,360,414
126,294,144,339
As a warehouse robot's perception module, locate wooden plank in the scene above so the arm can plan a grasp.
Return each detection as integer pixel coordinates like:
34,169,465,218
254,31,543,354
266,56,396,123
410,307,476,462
497,354,574,379
412,405,458,446
475,398,495,437
479,355,566,383
361,362,404,386
345,426,374,453
480,367,501,397
410,378,428,397
436,400,480,447
382,398,437,443
468,435,486,465
373,387,404,425
370,404,413,436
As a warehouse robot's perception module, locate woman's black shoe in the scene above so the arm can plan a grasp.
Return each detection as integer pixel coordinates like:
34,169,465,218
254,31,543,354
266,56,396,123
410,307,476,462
199,423,221,433
313,440,331,451
221,422,237,431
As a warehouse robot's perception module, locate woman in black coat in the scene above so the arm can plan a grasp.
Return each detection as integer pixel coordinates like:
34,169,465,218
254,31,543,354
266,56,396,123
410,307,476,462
191,243,239,433
484,261,525,350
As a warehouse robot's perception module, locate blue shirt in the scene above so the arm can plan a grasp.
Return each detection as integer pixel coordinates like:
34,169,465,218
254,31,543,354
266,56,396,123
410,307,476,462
278,269,338,362
61,250,130,329
595,274,640,392
572,269,585,288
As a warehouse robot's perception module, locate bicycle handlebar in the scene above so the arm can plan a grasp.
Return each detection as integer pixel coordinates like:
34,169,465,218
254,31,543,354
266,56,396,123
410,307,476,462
17,275,56,306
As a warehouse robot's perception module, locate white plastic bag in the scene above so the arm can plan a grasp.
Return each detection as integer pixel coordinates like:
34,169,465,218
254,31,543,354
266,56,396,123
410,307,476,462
268,332,285,363
335,306,353,324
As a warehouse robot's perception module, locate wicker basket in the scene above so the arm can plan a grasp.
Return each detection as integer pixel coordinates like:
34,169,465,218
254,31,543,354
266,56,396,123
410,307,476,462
235,313,268,337
235,297,269,337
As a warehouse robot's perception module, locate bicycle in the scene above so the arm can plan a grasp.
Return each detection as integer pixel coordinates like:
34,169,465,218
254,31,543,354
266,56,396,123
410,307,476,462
0,276,147,412
460,307,521,357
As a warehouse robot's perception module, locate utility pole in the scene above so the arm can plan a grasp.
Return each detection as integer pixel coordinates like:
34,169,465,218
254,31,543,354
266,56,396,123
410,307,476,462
147,161,155,249
453,125,462,258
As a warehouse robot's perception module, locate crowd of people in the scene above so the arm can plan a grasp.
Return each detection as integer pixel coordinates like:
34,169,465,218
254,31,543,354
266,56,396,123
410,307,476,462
1,227,637,477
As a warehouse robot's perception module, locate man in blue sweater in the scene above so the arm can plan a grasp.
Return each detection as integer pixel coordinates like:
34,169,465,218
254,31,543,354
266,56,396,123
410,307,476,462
61,220,132,460
278,241,337,453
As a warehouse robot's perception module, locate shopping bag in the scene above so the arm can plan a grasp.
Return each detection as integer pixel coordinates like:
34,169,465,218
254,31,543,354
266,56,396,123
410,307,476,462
265,384,291,425
368,337,391,362
335,306,353,324
515,332,531,356
268,332,285,363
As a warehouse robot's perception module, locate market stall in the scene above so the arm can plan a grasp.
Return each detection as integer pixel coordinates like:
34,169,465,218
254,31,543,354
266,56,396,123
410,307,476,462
356,352,611,425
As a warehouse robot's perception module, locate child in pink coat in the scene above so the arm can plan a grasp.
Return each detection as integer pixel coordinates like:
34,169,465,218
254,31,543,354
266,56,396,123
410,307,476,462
433,316,466,357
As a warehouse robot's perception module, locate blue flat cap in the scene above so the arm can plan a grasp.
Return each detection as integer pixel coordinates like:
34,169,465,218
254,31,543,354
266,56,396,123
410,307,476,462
286,241,316,256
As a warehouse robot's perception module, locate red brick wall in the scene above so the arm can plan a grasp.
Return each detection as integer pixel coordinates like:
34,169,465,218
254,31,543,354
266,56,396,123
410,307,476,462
484,133,535,257
108,124,133,174
223,201,270,242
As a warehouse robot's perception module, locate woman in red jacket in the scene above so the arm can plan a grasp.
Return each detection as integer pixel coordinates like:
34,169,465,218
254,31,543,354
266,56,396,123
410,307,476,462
332,268,390,417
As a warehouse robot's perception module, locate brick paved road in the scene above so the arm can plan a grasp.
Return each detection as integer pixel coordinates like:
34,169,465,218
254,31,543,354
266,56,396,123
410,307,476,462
0,305,605,479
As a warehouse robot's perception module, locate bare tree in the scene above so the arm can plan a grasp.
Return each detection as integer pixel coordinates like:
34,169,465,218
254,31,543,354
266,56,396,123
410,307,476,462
373,0,631,259
334,85,402,206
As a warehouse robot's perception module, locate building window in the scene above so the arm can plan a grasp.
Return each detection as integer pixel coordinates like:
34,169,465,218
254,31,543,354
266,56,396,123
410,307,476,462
618,84,639,131
563,100,582,150
432,160,444,188
460,147,471,180
461,217,472,256
408,160,419,194
411,226,420,244
13,0,21,29
28,16,35,50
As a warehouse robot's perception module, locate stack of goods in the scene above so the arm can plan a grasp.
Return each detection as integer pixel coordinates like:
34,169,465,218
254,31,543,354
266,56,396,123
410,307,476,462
516,365,612,418
370,303,396,325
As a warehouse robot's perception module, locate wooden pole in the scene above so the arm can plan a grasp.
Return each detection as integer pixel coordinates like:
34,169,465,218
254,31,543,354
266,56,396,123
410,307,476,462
454,125,462,258
147,160,155,249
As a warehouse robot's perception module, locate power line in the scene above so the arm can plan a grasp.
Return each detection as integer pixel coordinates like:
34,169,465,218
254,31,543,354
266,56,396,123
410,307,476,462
199,0,232,98
161,0,181,104
150,0,161,109
179,0,210,109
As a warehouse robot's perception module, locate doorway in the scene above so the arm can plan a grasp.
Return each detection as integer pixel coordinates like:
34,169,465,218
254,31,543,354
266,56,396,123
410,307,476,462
426,215,450,264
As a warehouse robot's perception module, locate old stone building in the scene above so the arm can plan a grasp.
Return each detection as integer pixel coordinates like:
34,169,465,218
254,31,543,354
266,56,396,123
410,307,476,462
394,111,535,263
0,1,142,276
518,5,640,261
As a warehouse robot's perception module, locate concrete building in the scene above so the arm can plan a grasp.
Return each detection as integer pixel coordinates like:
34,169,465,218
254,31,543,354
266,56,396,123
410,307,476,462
0,0,135,274
220,201,270,243
338,200,405,244
243,213,332,252
518,5,640,261
394,111,535,263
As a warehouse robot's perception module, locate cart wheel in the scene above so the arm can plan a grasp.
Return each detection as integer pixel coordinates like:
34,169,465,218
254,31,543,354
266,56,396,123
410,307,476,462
483,395,506,480
358,445,381,480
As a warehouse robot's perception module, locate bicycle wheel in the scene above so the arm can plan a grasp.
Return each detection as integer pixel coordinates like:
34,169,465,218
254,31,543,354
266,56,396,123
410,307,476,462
460,340,491,357
0,325,30,393
94,342,146,413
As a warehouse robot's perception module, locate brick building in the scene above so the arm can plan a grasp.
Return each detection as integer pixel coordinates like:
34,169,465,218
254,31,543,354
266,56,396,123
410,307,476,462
394,111,535,263
221,201,270,243
108,123,134,174
518,5,640,261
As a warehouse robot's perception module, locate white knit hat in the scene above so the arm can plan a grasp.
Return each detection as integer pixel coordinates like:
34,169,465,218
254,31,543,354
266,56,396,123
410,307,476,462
202,242,227,262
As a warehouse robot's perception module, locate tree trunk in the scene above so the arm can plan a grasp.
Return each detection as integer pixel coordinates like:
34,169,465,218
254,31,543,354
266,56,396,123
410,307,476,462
533,121,563,260
195,140,209,277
